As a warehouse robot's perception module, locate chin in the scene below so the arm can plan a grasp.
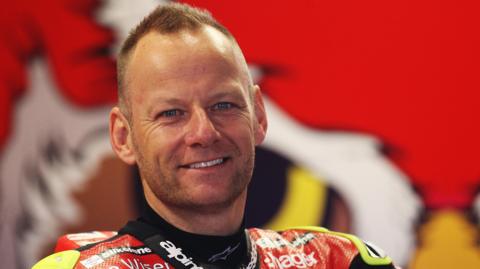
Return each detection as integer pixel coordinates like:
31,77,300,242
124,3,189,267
186,189,244,211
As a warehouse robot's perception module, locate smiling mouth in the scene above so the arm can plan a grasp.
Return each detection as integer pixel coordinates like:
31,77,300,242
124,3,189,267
182,157,229,169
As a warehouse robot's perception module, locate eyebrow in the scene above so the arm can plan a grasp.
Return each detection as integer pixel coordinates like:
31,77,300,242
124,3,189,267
209,89,246,101
145,96,185,116
208,85,248,99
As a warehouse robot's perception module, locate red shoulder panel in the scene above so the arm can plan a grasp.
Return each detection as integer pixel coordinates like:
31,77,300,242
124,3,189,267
55,231,118,252
249,228,359,269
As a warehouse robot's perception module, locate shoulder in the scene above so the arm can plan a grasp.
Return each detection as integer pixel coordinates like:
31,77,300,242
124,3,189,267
32,231,129,269
248,226,398,269
295,226,394,267
32,250,81,269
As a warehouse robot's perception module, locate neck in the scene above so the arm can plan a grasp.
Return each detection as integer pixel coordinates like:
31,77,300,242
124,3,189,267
144,186,247,236
136,202,249,267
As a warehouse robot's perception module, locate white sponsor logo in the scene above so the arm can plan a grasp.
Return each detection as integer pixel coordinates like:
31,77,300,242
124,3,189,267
80,246,152,268
100,246,152,259
264,251,318,269
159,240,203,269
120,258,170,269
256,233,315,249
291,233,316,247
256,237,290,249
80,255,105,268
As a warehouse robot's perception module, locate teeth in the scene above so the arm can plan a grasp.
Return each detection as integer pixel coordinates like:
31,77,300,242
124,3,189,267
189,158,224,169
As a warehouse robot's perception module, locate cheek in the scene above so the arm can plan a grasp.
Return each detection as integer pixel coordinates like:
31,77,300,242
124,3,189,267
223,122,256,148
145,129,185,162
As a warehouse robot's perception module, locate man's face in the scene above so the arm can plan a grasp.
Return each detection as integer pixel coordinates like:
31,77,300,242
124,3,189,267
122,27,266,212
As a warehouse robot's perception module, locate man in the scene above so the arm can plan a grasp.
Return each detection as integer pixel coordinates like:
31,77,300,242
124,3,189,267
33,3,397,268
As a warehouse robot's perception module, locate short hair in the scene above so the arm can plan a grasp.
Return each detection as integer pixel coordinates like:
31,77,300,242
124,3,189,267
117,3,236,115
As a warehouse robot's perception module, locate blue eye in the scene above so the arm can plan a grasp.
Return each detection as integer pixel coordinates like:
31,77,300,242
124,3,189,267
213,102,233,110
160,109,183,118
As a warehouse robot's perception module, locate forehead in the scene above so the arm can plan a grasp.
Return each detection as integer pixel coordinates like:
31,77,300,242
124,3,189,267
138,26,231,60
128,27,246,82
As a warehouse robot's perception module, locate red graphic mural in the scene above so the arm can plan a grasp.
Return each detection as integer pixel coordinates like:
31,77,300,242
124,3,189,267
182,0,480,208
2,0,480,268
0,0,117,150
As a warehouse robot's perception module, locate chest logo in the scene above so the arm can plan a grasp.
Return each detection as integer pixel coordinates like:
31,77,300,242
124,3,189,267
264,251,318,268
208,243,240,262
159,240,203,269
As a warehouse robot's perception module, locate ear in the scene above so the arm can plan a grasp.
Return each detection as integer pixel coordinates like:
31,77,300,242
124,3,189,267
252,85,268,145
109,107,136,165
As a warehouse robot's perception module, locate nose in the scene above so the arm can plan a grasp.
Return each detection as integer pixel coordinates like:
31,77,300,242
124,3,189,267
184,107,221,147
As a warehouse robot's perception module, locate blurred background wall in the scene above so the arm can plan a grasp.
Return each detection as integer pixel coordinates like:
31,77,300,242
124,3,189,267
1,0,479,268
